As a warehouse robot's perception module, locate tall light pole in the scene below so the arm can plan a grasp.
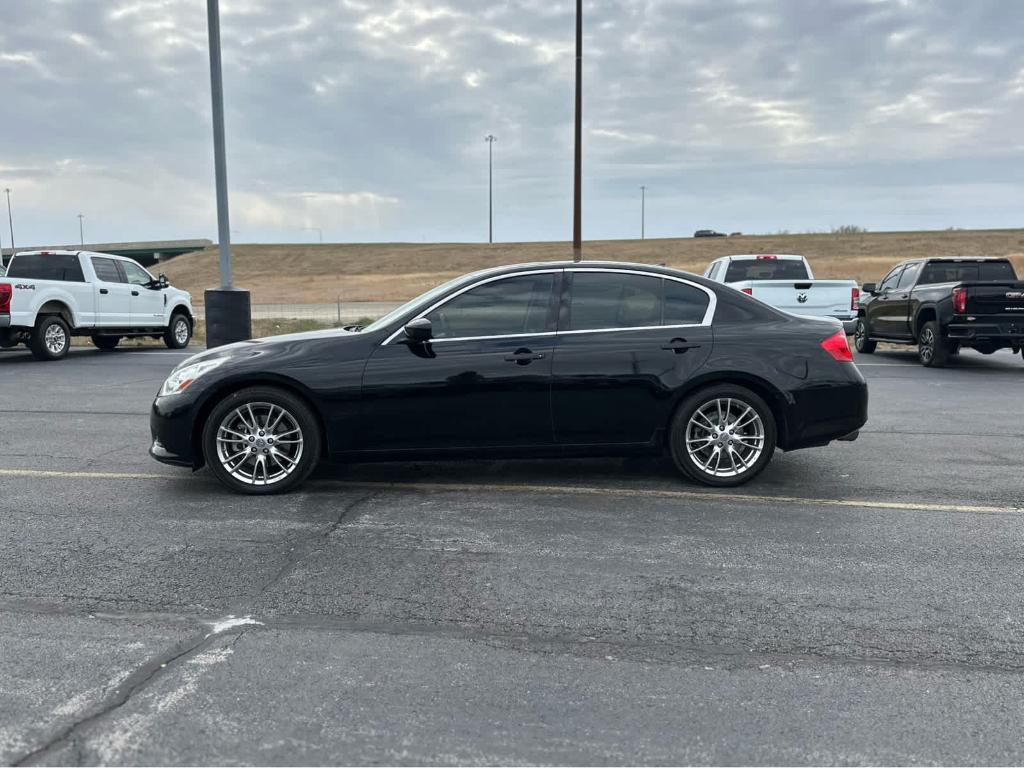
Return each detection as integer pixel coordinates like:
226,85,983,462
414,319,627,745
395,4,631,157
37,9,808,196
304,226,323,243
572,0,583,262
77,214,85,246
640,186,646,240
485,134,496,244
204,0,250,347
4,189,14,258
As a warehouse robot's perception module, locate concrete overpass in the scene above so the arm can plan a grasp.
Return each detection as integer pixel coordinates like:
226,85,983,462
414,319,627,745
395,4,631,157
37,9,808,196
1,239,212,268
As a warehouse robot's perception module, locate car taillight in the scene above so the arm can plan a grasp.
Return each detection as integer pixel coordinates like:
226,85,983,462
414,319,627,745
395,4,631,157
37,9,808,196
851,287,860,311
0,283,11,313
741,287,753,295
821,330,853,362
952,286,967,314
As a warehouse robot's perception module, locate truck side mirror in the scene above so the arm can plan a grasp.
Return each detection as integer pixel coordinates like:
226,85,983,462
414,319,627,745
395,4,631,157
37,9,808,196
862,282,877,295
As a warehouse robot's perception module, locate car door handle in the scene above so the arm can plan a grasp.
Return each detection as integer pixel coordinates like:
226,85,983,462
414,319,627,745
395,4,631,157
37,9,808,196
131,290,140,296
503,348,544,365
99,288,109,295
661,338,701,353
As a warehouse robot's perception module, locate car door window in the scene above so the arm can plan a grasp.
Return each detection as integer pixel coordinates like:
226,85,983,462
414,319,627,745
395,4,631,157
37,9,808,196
663,280,711,325
896,263,921,290
567,273,663,331
121,262,153,286
878,266,904,293
91,257,124,283
424,273,555,340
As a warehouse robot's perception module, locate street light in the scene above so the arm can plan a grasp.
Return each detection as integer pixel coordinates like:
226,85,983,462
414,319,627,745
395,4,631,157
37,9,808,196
77,214,85,246
572,0,582,262
4,188,14,258
640,186,646,240
303,227,323,244
485,134,496,244
203,0,251,348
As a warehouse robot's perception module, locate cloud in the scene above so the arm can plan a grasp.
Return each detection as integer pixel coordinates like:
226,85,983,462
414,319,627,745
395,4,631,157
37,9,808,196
0,0,1023,246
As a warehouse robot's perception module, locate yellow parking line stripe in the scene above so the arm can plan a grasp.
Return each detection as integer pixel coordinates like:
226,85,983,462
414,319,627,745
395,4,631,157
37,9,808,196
0,467,1019,516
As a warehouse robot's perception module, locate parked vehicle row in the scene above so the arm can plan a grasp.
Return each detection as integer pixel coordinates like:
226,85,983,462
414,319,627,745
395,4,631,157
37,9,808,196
0,250,194,360
150,261,868,495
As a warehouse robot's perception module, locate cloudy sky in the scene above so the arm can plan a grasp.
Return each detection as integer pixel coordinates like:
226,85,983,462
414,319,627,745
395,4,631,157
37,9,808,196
1,0,1022,247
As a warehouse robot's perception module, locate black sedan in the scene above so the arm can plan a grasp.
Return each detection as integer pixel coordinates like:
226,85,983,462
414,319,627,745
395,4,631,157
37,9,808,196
151,262,868,494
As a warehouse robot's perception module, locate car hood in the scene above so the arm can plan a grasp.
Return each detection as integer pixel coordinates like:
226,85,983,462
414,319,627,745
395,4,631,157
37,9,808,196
174,327,361,369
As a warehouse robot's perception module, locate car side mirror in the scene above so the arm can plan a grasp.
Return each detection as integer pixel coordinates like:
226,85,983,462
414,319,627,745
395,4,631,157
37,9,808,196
403,317,432,343
862,283,878,295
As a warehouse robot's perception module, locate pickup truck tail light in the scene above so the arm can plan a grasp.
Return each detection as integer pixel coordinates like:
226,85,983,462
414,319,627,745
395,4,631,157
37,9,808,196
0,283,11,313
952,286,967,314
821,329,854,362
741,287,753,295
851,287,860,311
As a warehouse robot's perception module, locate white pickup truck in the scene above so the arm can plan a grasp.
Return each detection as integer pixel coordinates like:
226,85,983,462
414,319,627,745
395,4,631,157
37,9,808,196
703,254,859,334
0,250,194,360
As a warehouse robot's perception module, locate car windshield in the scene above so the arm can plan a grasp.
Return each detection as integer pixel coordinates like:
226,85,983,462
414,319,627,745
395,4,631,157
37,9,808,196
724,259,809,281
918,261,1017,284
361,272,481,333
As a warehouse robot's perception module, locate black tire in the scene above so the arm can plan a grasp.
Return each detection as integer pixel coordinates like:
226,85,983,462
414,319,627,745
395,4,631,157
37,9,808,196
917,320,948,368
91,335,120,351
853,317,876,354
29,316,71,361
164,313,192,349
202,386,321,495
668,384,777,487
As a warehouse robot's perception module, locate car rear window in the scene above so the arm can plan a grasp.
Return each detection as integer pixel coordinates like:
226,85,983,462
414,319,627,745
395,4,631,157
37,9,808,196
724,259,809,282
918,261,1017,284
6,254,85,282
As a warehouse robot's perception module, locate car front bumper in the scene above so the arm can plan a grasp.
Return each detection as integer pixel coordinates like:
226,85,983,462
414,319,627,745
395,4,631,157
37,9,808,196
150,394,200,468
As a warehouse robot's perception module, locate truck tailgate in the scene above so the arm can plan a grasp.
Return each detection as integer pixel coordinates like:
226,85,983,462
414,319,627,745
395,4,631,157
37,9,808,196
964,281,1024,317
743,280,856,316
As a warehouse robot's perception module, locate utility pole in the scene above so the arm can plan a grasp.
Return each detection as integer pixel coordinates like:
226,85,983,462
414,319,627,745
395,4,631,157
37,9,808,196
77,214,85,246
304,227,323,243
640,186,646,240
485,134,496,244
572,0,583,262
203,0,251,347
4,189,14,259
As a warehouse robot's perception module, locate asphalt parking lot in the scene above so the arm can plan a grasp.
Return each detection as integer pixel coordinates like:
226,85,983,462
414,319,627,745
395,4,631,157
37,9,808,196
1,343,1023,765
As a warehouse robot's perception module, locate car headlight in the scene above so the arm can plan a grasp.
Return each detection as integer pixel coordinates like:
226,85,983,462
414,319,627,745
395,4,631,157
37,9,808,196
159,357,229,396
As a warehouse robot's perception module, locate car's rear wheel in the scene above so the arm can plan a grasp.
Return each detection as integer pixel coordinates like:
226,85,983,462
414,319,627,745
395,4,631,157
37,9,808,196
164,314,192,349
202,387,321,494
669,384,777,487
854,317,876,354
30,316,70,361
917,321,948,367
92,335,120,350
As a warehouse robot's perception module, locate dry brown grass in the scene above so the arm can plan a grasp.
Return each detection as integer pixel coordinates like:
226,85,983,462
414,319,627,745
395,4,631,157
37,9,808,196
161,229,1024,305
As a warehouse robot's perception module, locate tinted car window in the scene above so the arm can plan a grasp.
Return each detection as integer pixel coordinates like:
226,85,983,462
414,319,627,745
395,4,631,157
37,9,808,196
918,261,1017,284
664,280,710,325
91,257,124,283
426,273,554,339
724,259,809,282
7,254,84,282
568,273,663,331
878,266,904,292
122,261,153,286
896,262,921,290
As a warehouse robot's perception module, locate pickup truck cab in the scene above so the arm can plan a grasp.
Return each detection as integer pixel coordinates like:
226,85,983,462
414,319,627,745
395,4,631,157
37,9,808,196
0,250,194,360
855,257,1024,367
703,254,859,333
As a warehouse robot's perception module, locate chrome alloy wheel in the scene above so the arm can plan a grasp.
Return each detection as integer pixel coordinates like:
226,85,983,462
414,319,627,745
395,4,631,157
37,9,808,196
215,402,304,486
685,397,765,478
919,326,935,364
174,318,190,345
44,323,68,355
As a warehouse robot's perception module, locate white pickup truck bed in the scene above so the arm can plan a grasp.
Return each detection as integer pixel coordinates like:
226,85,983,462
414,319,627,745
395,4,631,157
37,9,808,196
703,254,859,333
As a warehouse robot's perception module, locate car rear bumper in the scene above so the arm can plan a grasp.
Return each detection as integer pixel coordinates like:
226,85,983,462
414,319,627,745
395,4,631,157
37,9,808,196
0,315,9,329
947,322,1024,346
783,373,869,451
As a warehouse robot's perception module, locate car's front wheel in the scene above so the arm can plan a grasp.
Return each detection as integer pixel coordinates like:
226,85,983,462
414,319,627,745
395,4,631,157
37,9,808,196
669,384,777,487
164,314,192,349
854,317,876,354
202,386,321,494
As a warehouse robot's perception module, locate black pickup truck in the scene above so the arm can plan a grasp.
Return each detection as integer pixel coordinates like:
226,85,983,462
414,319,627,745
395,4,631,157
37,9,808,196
855,257,1024,367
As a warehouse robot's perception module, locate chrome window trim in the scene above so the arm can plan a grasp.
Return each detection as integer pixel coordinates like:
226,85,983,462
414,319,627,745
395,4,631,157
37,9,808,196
381,268,563,345
381,265,716,345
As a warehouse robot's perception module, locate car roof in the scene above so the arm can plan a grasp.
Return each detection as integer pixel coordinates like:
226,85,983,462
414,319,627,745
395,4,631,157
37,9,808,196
461,260,711,283
14,249,140,263
720,254,804,260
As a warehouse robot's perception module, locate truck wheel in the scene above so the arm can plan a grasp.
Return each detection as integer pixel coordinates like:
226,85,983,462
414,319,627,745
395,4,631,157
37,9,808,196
92,335,120,351
917,321,948,368
854,318,876,354
30,316,71,361
164,314,192,349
